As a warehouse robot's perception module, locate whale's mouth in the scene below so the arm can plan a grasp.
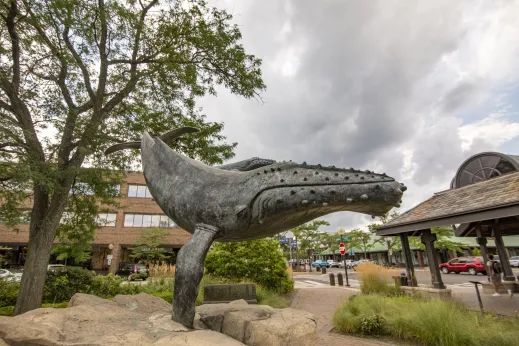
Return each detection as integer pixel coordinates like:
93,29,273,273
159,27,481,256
238,180,404,240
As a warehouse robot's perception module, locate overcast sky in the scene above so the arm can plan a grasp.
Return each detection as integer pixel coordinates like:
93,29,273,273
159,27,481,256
201,0,519,232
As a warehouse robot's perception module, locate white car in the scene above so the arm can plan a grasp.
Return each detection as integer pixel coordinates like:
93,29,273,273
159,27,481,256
339,260,353,268
509,256,519,267
0,269,22,282
328,261,341,268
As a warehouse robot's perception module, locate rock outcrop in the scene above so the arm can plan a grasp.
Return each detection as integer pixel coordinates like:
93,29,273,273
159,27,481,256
197,300,317,346
0,294,317,346
0,294,242,345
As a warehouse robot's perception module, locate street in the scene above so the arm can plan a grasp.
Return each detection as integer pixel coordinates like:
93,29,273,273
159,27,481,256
297,267,519,288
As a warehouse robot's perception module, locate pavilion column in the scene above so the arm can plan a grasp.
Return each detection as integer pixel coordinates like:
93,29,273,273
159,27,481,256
475,224,489,276
420,229,446,289
492,222,515,281
400,233,417,287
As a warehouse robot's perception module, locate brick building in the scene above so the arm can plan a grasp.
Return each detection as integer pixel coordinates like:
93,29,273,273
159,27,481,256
0,172,191,274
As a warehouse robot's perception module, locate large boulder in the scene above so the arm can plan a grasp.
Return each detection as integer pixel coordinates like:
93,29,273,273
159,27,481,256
0,294,316,346
68,292,117,307
196,300,317,346
112,293,172,314
0,293,243,346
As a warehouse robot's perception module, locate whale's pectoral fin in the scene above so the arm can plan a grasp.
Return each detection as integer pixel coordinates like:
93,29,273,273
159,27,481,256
173,224,218,328
104,126,199,156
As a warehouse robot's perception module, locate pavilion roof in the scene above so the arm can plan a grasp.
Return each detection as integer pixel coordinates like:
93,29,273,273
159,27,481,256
377,172,519,236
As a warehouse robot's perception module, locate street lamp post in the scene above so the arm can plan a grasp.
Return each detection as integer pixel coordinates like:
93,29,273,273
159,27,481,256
385,237,392,266
337,229,350,287
294,236,299,271
107,244,114,273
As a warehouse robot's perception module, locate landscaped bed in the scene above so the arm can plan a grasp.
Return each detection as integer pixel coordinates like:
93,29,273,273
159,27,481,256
333,292,519,346
333,261,519,346
0,268,291,316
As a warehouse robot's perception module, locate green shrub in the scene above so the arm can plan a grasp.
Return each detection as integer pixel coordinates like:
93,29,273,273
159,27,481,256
256,287,289,308
334,294,519,346
0,280,20,307
43,266,96,303
205,239,294,293
150,291,173,304
360,315,384,335
88,274,126,298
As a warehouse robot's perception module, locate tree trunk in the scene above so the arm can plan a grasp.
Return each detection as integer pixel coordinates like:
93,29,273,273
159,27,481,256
14,186,68,316
13,220,57,315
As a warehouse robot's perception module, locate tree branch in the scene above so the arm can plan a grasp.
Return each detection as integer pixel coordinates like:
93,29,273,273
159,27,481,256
5,0,21,93
62,25,95,100
96,0,108,103
0,3,45,162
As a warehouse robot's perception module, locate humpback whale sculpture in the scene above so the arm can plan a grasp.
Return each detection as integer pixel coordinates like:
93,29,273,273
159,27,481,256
106,127,406,328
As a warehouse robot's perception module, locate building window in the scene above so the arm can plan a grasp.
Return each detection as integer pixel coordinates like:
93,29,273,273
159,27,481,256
128,184,152,198
96,213,117,227
70,182,120,196
123,213,176,228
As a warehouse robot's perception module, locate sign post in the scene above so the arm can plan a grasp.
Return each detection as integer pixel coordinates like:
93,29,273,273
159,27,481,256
339,243,350,287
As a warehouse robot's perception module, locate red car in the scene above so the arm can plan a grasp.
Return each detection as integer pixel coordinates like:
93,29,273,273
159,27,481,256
439,257,487,275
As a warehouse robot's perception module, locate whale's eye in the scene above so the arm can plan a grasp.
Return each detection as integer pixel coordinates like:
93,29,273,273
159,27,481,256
235,205,248,219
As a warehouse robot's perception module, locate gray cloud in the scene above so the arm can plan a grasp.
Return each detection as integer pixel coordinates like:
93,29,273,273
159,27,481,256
204,0,519,231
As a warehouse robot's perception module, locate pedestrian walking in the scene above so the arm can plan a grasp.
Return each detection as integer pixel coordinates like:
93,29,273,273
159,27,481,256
487,254,513,297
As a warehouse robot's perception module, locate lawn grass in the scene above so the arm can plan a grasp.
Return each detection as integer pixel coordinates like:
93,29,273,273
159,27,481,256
333,294,519,346
0,302,68,316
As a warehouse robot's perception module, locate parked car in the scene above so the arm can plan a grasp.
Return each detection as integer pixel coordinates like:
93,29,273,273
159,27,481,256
0,269,22,282
116,262,149,281
339,260,353,269
311,260,330,268
509,256,519,267
439,257,486,275
328,260,341,268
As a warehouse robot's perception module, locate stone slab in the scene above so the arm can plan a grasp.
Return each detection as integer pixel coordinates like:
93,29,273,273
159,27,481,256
203,284,257,304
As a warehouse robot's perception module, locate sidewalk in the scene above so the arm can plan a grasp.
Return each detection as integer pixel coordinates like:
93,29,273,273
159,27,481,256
290,287,404,346
451,286,519,316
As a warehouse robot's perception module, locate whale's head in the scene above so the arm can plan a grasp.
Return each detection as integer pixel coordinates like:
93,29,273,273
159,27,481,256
229,161,406,240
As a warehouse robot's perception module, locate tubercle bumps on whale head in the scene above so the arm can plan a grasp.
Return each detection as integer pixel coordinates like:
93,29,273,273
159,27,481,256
246,160,407,205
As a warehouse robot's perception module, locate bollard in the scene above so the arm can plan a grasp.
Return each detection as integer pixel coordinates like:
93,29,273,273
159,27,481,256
337,273,344,286
322,267,327,274
316,266,321,272
329,273,335,286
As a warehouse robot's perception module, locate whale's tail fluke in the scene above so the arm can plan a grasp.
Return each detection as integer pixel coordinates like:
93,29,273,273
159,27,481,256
104,126,199,155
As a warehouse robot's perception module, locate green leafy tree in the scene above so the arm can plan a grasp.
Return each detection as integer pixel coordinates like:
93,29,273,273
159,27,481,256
290,220,330,259
347,229,374,259
368,211,401,262
52,180,120,264
408,226,465,253
0,0,265,315
205,238,293,292
129,228,170,265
